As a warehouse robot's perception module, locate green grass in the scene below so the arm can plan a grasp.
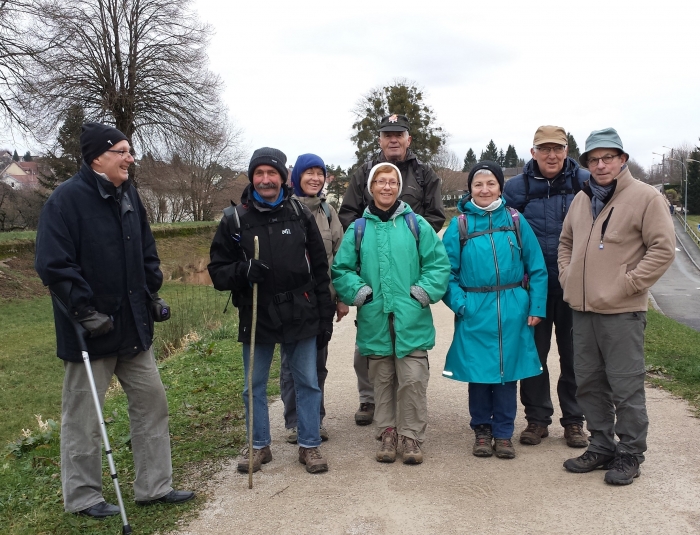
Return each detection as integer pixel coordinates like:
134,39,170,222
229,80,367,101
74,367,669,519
0,231,36,243
0,286,281,534
685,214,700,242
645,308,700,411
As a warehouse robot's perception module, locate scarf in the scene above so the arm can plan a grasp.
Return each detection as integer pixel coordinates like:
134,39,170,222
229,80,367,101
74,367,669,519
368,200,401,222
589,178,616,219
252,188,284,208
470,197,503,212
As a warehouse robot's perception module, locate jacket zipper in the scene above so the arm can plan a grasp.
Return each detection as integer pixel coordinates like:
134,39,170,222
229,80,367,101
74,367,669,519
487,213,504,382
598,207,615,250
507,236,515,260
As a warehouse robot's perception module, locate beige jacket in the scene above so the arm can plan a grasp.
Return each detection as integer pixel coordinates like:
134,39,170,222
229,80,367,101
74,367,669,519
558,167,675,314
294,193,344,303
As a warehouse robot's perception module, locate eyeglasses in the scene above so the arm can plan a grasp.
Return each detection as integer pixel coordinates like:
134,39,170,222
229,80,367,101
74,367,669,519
374,180,399,189
106,149,134,159
534,145,567,155
587,154,620,167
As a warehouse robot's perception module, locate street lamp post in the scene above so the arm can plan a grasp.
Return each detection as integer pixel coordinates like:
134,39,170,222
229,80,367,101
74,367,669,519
669,157,688,227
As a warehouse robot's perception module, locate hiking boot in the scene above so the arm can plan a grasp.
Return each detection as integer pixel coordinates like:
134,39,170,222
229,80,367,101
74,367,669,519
298,447,328,474
320,425,329,441
400,435,423,465
604,453,641,485
286,427,297,444
355,403,375,426
236,445,272,473
519,422,549,445
472,425,493,458
494,438,516,459
563,450,615,473
376,427,398,463
564,423,588,448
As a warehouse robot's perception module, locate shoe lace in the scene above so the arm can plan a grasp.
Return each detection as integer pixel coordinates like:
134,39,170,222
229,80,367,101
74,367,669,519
360,403,372,412
380,428,397,450
403,436,419,453
475,425,492,440
525,422,541,433
304,447,323,461
567,424,583,435
495,438,513,448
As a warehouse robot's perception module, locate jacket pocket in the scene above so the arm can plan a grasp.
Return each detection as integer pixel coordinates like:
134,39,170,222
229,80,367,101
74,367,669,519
92,294,121,316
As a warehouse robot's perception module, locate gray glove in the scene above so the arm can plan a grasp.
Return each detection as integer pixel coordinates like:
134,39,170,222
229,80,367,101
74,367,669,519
78,308,114,338
353,285,373,307
410,285,430,307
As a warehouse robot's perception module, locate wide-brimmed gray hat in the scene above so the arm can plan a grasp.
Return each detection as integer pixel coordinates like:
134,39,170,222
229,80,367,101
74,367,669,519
579,127,629,167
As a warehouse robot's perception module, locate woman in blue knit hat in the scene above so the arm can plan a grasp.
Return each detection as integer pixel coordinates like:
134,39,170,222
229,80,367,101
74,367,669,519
281,153,348,444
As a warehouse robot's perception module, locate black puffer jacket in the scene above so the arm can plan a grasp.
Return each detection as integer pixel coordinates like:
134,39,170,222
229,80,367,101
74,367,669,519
208,185,334,344
502,157,589,291
35,162,162,362
339,149,445,232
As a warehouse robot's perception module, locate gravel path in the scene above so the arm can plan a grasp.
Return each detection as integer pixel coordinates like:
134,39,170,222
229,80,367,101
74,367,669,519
178,301,700,535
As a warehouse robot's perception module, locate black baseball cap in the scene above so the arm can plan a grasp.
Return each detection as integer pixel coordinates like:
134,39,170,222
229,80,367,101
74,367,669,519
379,114,410,132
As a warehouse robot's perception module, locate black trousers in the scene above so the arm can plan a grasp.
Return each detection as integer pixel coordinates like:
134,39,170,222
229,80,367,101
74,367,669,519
519,291,584,427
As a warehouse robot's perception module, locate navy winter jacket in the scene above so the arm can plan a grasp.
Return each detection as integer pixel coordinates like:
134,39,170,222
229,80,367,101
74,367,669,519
503,157,589,291
35,163,162,361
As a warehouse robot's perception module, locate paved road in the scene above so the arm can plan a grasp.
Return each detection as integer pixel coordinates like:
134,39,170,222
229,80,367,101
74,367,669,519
178,300,700,535
651,216,700,331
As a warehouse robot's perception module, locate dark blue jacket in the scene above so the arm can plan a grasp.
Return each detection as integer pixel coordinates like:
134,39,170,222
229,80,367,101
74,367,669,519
503,157,589,291
35,162,162,362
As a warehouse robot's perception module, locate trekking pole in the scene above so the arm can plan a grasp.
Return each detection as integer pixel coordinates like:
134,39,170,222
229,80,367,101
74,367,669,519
51,292,132,535
248,236,259,489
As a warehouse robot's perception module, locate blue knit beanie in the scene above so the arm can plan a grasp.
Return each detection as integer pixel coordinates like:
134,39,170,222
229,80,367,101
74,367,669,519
291,153,326,197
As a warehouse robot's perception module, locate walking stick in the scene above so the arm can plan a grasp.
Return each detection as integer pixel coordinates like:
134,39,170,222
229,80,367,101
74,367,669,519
51,292,132,535
248,236,259,489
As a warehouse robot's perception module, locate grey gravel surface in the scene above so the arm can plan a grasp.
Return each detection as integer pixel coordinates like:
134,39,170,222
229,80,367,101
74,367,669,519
177,301,700,535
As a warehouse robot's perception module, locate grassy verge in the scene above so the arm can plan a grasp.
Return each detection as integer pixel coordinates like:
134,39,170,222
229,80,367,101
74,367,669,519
644,308,700,412
1,286,280,534
685,214,700,242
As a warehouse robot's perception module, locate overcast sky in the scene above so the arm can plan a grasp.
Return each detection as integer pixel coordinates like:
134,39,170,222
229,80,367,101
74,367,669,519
194,0,700,172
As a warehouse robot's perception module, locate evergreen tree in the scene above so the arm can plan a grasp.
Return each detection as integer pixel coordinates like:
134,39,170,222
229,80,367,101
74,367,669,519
504,145,518,168
567,132,580,161
462,148,477,172
38,104,85,190
687,147,700,215
351,80,446,168
12,149,19,161
325,164,348,210
479,140,499,162
23,151,32,161
497,149,505,167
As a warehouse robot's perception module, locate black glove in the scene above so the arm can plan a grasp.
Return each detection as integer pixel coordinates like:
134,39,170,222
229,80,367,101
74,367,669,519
150,293,171,322
78,308,114,338
317,322,333,349
237,259,269,284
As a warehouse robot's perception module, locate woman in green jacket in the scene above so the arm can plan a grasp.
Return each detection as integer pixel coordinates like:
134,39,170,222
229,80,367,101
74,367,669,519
332,163,450,465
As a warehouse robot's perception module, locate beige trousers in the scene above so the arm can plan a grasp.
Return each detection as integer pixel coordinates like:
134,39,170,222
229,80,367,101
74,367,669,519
61,348,173,512
368,351,429,444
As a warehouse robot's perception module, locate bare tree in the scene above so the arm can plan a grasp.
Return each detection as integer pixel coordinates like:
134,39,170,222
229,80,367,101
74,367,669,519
22,0,224,185
430,147,461,172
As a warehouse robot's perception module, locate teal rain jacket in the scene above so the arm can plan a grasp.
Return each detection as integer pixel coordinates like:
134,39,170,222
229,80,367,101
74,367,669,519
442,196,547,384
332,202,450,358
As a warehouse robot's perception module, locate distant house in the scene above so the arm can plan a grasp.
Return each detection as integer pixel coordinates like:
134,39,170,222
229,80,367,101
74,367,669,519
0,161,41,190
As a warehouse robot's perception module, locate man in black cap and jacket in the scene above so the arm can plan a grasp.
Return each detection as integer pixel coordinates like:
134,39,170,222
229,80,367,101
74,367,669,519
35,122,194,518
339,114,446,425
208,147,335,474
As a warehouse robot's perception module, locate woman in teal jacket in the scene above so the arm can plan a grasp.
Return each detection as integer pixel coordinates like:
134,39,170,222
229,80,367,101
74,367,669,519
442,161,547,460
332,162,449,466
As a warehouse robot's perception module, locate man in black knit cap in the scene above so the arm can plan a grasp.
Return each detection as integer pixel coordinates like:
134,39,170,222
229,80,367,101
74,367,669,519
35,122,194,518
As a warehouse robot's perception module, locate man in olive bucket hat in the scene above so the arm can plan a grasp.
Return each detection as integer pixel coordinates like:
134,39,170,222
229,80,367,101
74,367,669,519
558,127,675,485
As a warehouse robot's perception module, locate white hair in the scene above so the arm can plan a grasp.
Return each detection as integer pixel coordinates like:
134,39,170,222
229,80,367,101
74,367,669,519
473,169,495,178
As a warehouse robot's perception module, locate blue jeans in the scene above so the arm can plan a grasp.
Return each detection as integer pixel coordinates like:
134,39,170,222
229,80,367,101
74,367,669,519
468,382,517,439
243,336,322,449
280,345,328,428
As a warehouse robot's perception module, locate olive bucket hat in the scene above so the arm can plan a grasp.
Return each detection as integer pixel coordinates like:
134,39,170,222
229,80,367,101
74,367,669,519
579,127,629,167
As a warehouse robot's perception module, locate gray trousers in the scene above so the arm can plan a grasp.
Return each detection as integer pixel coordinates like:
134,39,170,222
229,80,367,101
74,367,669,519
368,352,430,443
354,345,374,404
61,348,173,512
280,345,328,428
572,310,648,463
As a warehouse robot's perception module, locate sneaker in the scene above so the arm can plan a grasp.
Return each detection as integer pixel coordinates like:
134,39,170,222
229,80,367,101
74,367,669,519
355,403,375,426
519,422,549,445
236,445,272,473
286,427,298,444
298,447,328,474
472,425,493,458
401,435,423,465
376,427,398,463
320,425,329,441
564,423,588,448
604,453,641,485
563,450,615,473
494,438,516,459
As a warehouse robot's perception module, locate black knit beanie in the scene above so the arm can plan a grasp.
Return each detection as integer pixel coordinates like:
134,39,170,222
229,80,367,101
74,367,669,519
467,160,505,192
80,122,129,164
248,147,288,183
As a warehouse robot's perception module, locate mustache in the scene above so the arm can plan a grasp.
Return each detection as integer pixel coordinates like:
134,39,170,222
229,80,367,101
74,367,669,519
257,183,278,189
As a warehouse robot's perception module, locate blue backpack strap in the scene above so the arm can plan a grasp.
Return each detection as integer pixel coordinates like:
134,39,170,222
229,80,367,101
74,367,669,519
354,217,366,274
403,212,420,248
506,206,522,248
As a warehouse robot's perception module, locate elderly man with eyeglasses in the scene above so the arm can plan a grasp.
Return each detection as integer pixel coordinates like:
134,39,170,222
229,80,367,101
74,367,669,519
558,127,675,485
503,126,589,449
35,122,194,518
